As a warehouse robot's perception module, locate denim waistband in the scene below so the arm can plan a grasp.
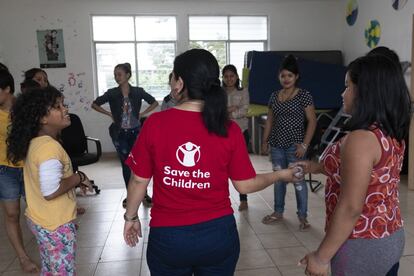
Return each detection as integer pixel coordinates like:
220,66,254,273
119,127,140,133
153,215,235,231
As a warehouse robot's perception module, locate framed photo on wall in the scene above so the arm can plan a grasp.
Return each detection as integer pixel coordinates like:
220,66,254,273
36,29,66,68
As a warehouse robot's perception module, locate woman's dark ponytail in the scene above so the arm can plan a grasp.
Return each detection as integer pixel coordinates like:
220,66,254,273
173,49,229,136
202,77,228,136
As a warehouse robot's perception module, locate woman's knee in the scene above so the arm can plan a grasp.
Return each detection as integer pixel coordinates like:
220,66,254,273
2,202,21,222
4,210,20,223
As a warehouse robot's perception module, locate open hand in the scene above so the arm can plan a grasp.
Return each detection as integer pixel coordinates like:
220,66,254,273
124,221,142,247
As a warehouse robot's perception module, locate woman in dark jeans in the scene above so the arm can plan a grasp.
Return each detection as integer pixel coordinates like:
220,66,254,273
122,49,302,276
92,63,158,207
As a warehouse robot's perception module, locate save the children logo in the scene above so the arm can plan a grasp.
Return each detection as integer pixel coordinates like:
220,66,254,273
163,142,209,190
176,142,201,167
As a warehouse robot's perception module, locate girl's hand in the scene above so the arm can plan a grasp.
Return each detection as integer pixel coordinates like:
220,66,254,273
290,160,312,174
79,174,93,195
124,220,142,247
295,143,307,158
299,252,329,276
277,167,304,183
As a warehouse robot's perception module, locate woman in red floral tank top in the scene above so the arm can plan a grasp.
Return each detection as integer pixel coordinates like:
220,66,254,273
294,54,411,276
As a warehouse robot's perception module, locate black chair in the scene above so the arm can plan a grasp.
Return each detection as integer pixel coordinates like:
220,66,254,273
305,122,324,193
61,113,102,194
305,111,336,192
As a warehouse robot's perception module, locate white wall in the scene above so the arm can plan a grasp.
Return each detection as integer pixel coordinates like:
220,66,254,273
0,0,342,152
341,0,412,65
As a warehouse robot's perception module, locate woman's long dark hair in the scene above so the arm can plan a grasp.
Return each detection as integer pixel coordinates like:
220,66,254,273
0,70,15,94
24,68,48,81
7,87,63,164
222,64,242,90
173,49,229,136
345,55,411,141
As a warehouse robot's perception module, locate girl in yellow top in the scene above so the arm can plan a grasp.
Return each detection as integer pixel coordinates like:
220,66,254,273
0,69,39,273
7,86,92,275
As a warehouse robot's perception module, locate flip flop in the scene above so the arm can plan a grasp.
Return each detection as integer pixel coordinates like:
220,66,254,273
262,213,283,224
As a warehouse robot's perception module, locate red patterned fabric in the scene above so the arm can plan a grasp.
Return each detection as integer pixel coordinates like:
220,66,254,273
322,127,404,239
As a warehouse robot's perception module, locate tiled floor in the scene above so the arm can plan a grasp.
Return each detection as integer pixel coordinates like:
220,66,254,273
1,153,414,275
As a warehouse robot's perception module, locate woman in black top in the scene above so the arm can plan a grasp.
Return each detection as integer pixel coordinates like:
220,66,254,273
92,63,158,206
261,55,316,230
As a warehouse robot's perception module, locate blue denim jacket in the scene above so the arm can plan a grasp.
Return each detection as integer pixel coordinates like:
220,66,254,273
93,84,156,139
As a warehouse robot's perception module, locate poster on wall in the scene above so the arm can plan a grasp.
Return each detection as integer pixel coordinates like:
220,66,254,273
392,0,408,10
36,29,66,68
346,0,358,26
364,20,381,48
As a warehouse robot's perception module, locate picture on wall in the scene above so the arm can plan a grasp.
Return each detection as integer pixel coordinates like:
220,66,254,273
364,20,381,48
36,29,66,68
346,0,358,26
392,0,408,10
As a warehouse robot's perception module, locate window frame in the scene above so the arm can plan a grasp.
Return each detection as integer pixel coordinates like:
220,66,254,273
91,15,177,99
188,15,269,68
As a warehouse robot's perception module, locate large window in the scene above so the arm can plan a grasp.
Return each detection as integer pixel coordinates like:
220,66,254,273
189,16,267,75
92,16,176,99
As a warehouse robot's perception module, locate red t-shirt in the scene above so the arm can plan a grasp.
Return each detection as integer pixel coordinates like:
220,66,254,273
125,108,256,227
322,127,404,239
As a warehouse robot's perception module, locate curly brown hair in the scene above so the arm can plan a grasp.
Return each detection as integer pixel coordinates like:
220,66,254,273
7,86,63,164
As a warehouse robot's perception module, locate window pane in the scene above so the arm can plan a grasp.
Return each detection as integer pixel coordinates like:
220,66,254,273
92,16,135,41
230,42,264,75
230,16,267,40
95,43,136,95
137,43,175,100
189,41,227,71
189,16,228,40
135,16,177,41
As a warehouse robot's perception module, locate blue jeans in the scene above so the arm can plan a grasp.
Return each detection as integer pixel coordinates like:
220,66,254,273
147,215,240,276
0,165,24,201
270,145,308,219
112,127,140,188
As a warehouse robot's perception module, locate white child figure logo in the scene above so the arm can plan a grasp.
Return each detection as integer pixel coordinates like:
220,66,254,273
176,142,201,167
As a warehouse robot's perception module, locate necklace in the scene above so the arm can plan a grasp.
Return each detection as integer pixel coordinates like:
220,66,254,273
177,100,204,111
279,88,298,102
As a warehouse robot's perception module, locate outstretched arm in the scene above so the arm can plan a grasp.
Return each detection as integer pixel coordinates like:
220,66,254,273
231,167,302,195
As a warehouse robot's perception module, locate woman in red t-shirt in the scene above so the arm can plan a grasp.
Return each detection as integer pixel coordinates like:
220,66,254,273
295,54,411,275
122,49,302,275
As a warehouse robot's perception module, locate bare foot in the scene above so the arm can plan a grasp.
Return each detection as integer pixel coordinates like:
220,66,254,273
19,256,39,273
77,207,86,215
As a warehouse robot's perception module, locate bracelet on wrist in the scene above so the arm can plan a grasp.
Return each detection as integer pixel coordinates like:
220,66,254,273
301,143,308,150
123,213,139,222
76,171,86,184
